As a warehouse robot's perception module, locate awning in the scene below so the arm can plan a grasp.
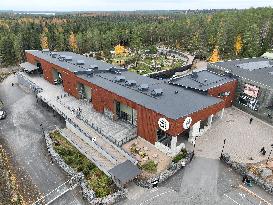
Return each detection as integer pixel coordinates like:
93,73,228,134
20,62,39,72
109,160,141,184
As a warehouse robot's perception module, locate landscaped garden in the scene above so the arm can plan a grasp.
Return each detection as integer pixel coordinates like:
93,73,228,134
49,130,117,198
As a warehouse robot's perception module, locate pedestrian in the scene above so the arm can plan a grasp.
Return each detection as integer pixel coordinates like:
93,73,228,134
249,118,253,124
11,83,14,86
260,147,266,155
242,175,247,183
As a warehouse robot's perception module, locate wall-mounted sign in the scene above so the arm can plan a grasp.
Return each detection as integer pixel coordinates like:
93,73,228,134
243,84,259,98
158,118,169,131
183,117,192,129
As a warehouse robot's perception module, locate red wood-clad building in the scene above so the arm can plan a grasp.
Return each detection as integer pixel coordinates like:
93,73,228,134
24,50,237,156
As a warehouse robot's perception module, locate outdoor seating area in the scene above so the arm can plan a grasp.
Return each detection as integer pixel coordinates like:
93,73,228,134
123,137,171,177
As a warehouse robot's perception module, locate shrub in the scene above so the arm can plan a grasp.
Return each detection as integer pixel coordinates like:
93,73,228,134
49,130,115,197
172,149,187,163
141,160,157,173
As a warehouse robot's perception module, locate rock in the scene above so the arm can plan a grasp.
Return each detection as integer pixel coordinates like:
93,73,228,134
260,168,272,178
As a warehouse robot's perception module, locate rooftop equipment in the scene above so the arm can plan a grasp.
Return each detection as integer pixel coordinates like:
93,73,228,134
76,60,85,65
114,75,126,82
138,84,149,91
125,80,137,86
151,88,163,96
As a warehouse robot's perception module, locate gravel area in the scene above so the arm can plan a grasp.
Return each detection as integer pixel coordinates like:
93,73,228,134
195,107,273,163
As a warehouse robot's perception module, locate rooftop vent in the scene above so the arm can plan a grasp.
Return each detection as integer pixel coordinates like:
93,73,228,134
64,56,73,61
50,52,58,58
138,84,149,91
76,60,85,65
90,65,99,70
42,49,50,52
125,80,137,86
114,75,126,82
151,88,163,96
191,72,198,79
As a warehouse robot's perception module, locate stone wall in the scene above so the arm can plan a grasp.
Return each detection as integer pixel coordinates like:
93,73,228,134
220,153,273,195
44,132,127,204
135,151,194,188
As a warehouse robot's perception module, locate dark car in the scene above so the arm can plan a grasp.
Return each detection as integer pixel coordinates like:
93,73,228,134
0,110,6,120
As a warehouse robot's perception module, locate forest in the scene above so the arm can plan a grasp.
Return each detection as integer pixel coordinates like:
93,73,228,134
0,7,273,66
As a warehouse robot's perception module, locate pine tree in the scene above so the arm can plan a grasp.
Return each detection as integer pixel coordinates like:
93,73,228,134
0,35,16,66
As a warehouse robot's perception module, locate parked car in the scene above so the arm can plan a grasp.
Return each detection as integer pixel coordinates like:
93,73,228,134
0,110,6,120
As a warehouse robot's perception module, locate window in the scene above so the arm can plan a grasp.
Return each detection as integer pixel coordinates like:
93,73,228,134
218,91,230,97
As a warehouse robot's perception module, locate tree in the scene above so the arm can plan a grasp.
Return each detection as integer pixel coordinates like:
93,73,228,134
234,34,243,55
69,32,78,52
0,35,16,66
208,47,220,62
40,32,49,49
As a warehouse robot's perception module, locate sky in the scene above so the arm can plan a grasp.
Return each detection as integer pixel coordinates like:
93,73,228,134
1,0,273,11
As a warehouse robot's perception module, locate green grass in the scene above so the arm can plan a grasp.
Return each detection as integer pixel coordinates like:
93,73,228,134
140,160,157,173
172,149,187,163
50,130,116,198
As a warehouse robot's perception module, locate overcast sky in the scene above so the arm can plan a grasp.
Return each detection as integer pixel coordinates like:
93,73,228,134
1,0,273,11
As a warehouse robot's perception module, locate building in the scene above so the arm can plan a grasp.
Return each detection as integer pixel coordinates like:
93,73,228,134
23,50,237,156
208,56,273,124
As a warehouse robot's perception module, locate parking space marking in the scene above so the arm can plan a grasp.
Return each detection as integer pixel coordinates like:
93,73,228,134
224,194,241,205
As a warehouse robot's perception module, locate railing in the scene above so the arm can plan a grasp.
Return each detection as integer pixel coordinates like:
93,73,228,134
17,72,43,94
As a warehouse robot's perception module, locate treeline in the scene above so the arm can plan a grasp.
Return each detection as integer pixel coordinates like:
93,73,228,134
0,7,273,66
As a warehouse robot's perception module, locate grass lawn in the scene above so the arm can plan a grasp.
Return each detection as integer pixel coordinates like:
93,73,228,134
49,130,116,198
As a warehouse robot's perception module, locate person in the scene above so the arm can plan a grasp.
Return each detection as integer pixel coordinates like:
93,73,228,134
242,175,247,183
249,118,253,124
260,147,266,155
11,83,14,86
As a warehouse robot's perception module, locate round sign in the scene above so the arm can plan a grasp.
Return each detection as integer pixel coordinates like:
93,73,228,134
158,118,169,132
183,117,192,129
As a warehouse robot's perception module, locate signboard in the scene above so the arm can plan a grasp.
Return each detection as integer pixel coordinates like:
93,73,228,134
158,118,169,131
183,117,192,129
243,84,259,98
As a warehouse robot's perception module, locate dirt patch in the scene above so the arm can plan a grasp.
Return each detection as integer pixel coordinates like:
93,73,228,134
0,140,41,205
0,67,19,83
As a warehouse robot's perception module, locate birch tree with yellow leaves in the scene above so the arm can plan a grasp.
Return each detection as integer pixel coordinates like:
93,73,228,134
234,35,243,56
208,47,220,62
69,32,78,52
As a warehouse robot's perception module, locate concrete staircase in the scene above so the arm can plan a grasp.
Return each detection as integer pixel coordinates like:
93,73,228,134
60,128,115,172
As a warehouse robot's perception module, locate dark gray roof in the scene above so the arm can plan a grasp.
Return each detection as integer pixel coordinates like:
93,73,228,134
26,50,126,73
20,62,39,72
170,70,235,91
109,160,141,184
26,50,222,120
209,57,273,89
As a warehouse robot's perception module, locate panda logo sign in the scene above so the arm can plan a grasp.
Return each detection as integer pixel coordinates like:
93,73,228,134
183,117,192,129
158,118,169,132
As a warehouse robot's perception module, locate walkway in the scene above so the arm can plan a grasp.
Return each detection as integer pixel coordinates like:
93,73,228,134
195,107,273,163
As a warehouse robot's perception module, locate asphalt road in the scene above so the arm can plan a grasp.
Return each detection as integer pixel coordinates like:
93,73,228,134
0,74,86,205
119,157,273,205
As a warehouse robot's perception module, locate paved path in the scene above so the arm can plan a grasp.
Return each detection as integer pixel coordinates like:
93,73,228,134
119,157,273,205
0,75,86,205
195,107,273,163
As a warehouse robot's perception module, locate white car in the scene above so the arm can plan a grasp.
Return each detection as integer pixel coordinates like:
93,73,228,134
0,110,6,120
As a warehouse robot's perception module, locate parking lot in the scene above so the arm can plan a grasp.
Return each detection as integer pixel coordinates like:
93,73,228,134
195,107,273,163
